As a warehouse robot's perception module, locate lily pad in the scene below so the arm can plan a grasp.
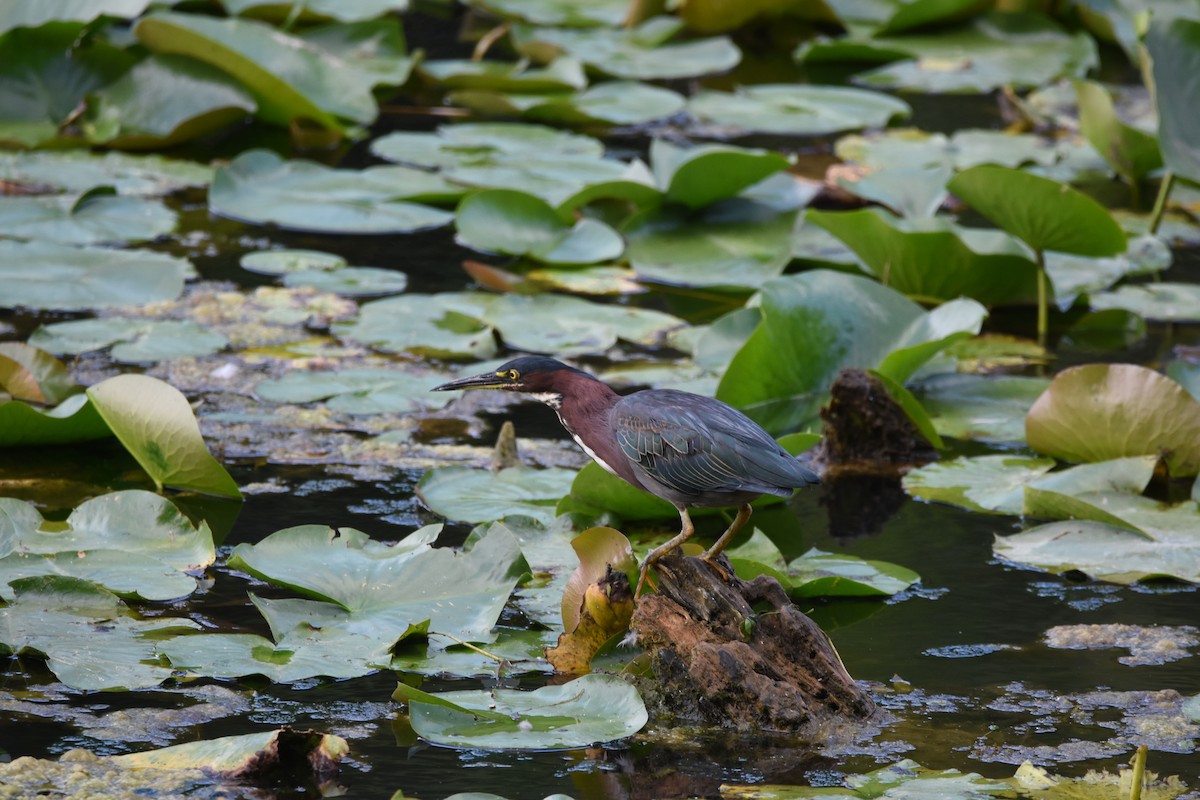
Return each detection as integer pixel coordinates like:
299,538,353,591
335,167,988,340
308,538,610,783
624,200,797,289
221,0,409,21
0,576,200,691
1090,283,1200,322
651,139,791,210
687,84,910,136
717,270,986,433
255,368,438,414
0,191,177,245
0,342,77,405
209,149,457,234
456,189,624,265
0,393,110,447
560,461,677,521
0,240,188,311
420,57,587,91
418,466,578,526
371,122,605,169
29,318,228,363
913,373,1050,443
134,11,386,129
0,1,150,35
394,672,647,749
807,208,1039,305
948,165,1126,257
83,54,257,148
450,80,687,127
468,0,628,26
0,150,212,197
0,491,215,602
512,16,741,80
87,374,243,498
727,532,918,597
1025,364,1200,476
1144,17,1200,184
1074,80,1162,191
240,249,346,275
282,266,409,297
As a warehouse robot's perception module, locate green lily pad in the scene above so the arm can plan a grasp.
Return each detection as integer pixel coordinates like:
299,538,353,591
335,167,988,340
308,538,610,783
456,189,624,265
418,466,578,526
624,201,797,289
913,373,1050,443
221,0,409,22
1044,235,1169,309
0,1,150,35
450,80,687,127
0,150,212,197
874,0,993,34
512,16,741,80
420,57,587,91
0,191,177,245
651,139,790,210
334,292,497,360
727,532,918,597
1090,283,1200,322
371,122,605,169
135,11,383,129
29,318,228,363
0,240,188,311
297,18,416,87
87,374,243,498
255,368,438,414
559,461,677,521
0,342,77,405
83,54,257,148
389,627,554,677
717,270,985,433
240,248,347,275
0,576,200,691
0,23,136,148
1145,17,1200,184
903,454,1157,514
210,149,457,234
0,394,110,447
687,84,910,136
394,672,647,749
482,293,683,355
468,0,628,26
1074,80,1162,190
282,266,409,297
948,165,1126,256
0,491,215,602
1026,364,1200,476
807,208,1039,305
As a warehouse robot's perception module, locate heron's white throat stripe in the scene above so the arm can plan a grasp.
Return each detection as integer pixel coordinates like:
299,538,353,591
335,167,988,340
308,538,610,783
572,433,619,477
529,392,563,409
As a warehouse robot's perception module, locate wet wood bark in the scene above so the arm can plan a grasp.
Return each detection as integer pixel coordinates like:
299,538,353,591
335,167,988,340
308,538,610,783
631,553,876,733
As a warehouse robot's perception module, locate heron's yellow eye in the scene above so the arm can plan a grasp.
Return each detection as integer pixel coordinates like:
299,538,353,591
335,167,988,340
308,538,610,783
507,369,520,380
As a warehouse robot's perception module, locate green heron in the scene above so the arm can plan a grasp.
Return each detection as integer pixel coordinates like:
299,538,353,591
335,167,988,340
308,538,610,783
433,356,819,597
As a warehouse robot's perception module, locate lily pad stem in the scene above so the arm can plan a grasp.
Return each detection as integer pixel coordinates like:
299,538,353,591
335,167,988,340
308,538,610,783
1148,172,1175,236
1035,248,1048,349
1129,743,1147,800
472,22,510,61
430,631,508,665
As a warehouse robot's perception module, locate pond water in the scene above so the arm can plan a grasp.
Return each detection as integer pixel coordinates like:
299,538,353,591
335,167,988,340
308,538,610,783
2,5,1200,800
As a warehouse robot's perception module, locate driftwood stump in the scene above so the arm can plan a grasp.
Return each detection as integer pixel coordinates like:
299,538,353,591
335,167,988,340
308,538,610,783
631,553,876,733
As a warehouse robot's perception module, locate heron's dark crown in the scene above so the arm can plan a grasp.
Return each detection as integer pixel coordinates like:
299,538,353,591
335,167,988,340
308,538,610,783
492,356,597,393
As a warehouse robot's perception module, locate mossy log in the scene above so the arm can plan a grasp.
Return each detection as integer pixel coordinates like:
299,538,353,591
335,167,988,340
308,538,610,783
631,553,876,733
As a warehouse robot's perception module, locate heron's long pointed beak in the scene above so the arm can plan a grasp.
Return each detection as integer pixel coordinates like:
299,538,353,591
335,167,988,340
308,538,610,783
431,370,510,392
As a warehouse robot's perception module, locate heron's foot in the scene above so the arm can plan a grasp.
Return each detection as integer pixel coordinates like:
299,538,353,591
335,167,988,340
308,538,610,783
699,551,731,582
634,562,655,599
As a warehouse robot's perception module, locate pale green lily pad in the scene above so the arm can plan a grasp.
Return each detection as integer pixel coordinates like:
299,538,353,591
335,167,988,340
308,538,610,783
1145,17,1200,184
948,165,1126,257
913,373,1050,443
418,466,578,526
210,149,456,234
651,139,790,210
371,122,604,169
0,240,188,311
29,318,228,363
0,1,150,35
87,374,242,498
482,293,683,355
0,150,212,197
807,208,1039,305
456,189,624,265
420,57,587,91
450,80,687,127
624,201,797,289
222,0,409,21
0,491,214,602
334,292,497,360
135,11,384,128
83,54,257,148
0,576,200,691
1026,364,1200,476
736,759,1009,800
903,455,1158,515
1045,234,1169,309
240,249,347,275
469,0,628,26
395,672,647,749
282,266,408,297
687,84,910,136
298,19,416,87
787,548,919,597
0,191,177,245
255,369,438,414
389,627,554,677
717,270,985,433
513,16,740,80
1090,283,1200,322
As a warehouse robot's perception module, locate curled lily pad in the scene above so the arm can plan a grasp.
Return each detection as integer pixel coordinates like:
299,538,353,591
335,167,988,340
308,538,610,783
29,318,228,363
456,189,624,265
0,491,215,602
210,150,457,234
1025,364,1200,476
418,466,578,526
651,139,790,210
0,394,110,447
0,342,77,405
0,240,188,311
687,84,910,136
394,672,647,749
513,17,741,80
